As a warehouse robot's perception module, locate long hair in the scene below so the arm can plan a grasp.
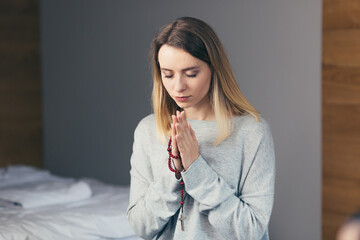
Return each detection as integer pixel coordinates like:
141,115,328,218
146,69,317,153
150,17,260,145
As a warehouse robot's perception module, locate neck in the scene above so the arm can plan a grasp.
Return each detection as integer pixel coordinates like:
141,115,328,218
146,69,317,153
183,100,215,121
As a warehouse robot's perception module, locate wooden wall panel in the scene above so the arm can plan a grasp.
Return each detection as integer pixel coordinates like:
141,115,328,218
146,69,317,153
323,177,360,214
323,212,349,240
322,0,360,239
323,66,360,105
323,30,360,67
0,0,42,168
323,0,360,30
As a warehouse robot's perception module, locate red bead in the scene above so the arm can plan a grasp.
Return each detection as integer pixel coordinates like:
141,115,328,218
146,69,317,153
168,137,186,221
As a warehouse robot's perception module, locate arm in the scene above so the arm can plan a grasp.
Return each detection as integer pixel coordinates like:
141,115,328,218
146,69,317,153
126,120,182,240
181,120,275,240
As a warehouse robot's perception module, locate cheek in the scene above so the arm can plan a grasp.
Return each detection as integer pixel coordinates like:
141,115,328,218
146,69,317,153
197,76,211,94
162,80,172,94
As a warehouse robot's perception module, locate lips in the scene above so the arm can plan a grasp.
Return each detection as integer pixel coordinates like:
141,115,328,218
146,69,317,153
174,96,190,102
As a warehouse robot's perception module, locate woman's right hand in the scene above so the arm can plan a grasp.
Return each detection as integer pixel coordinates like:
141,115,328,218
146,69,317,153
171,115,183,171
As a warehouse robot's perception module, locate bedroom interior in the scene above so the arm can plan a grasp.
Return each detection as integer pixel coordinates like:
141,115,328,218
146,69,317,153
0,1,139,239
1,0,359,240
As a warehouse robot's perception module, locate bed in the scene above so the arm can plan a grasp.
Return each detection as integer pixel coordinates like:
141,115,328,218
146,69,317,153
0,165,141,240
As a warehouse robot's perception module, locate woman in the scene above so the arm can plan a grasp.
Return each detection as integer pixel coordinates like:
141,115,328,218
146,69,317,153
127,17,275,240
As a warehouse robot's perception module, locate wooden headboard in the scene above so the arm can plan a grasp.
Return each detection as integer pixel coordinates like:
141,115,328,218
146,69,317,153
0,0,42,168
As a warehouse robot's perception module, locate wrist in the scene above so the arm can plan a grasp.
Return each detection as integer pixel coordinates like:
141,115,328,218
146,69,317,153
182,153,199,171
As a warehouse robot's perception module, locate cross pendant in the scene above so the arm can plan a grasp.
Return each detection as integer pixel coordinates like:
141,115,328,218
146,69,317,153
179,214,184,231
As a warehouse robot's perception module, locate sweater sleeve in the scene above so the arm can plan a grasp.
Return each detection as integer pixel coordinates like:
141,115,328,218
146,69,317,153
126,120,182,240
181,120,275,240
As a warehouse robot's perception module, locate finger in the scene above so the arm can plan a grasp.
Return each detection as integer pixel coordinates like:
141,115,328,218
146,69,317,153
181,111,188,125
171,120,178,153
189,123,196,140
175,134,183,151
176,122,187,144
172,134,178,154
179,112,188,132
172,115,177,129
181,122,193,143
171,123,175,138
176,122,191,147
177,110,183,124
171,123,176,142
175,116,185,135
182,111,186,121
175,122,180,133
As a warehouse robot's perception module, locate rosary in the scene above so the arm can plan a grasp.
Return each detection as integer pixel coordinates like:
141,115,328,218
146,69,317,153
167,137,185,231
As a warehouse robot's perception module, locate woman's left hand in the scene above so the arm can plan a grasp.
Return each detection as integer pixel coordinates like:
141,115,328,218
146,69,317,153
174,111,199,170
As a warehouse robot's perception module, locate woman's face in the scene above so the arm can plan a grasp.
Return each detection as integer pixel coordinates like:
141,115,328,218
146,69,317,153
158,44,212,111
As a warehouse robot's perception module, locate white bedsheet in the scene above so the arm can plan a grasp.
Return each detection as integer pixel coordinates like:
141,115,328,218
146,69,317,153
0,165,140,240
0,180,92,209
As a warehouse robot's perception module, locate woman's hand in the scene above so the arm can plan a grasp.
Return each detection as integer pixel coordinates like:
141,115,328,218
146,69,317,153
171,115,183,171
172,111,199,170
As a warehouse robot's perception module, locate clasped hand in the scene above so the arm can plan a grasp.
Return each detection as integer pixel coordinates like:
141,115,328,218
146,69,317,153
171,111,199,171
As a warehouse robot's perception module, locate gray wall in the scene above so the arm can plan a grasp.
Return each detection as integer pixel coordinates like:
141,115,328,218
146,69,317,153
41,1,322,239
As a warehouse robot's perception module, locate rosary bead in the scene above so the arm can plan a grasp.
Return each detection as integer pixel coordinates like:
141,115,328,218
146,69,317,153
168,137,185,231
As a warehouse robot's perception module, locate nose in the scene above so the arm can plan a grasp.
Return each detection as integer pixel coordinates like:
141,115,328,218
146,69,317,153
174,74,186,92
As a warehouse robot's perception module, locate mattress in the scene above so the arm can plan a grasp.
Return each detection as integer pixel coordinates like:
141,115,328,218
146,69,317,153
0,165,141,240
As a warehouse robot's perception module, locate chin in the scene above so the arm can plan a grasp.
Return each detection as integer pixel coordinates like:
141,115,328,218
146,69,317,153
175,102,190,109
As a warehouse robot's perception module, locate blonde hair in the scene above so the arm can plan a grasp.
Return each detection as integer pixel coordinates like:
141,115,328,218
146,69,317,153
150,17,260,145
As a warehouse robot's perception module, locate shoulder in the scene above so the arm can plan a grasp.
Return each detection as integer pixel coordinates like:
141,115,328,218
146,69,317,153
232,114,275,164
233,114,273,140
135,113,156,130
133,113,157,139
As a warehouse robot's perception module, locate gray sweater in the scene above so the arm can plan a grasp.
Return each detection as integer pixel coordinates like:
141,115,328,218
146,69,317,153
127,114,275,240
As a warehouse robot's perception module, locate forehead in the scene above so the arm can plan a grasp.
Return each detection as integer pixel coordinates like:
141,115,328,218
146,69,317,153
158,44,202,70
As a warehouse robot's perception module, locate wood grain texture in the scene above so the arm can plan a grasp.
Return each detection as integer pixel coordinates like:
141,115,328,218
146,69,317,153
322,211,349,240
0,0,42,168
323,0,360,30
323,176,360,215
323,136,360,181
323,29,360,67
322,0,360,239
323,104,360,139
323,66,360,105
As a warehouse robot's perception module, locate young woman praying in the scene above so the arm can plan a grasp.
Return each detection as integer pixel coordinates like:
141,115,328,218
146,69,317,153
127,16,275,240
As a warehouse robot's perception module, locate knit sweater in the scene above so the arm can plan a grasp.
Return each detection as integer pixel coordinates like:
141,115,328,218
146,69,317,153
127,113,275,240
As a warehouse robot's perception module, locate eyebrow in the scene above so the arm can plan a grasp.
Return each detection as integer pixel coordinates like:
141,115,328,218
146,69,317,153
160,66,200,71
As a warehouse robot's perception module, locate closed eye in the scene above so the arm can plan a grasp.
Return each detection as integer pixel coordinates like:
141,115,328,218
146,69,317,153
187,73,197,78
163,73,197,78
